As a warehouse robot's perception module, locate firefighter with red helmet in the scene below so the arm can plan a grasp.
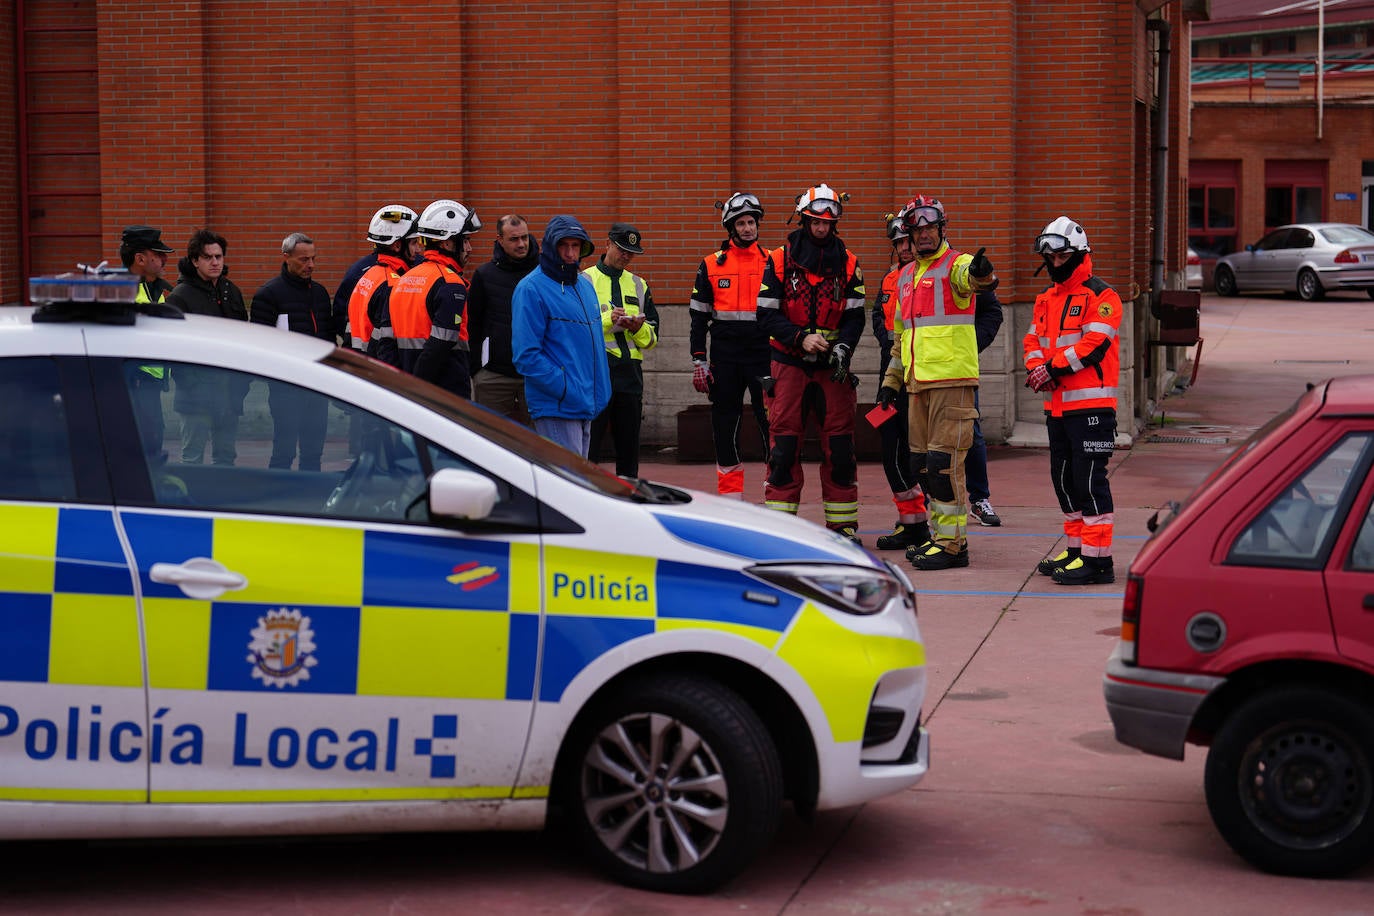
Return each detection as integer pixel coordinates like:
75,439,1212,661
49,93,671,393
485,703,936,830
756,183,866,543
876,195,998,569
1025,216,1122,585
689,192,773,498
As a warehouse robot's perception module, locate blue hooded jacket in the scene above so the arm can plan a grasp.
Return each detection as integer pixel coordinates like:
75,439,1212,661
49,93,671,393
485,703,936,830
511,216,611,421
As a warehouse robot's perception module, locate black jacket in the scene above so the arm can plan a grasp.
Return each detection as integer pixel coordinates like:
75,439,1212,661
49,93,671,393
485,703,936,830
249,265,334,342
468,241,538,378
167,259,251,416
166,257,248,320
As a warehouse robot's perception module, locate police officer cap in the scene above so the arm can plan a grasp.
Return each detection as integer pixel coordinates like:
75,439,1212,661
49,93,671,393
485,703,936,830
608,223,644,254
121,225,174,253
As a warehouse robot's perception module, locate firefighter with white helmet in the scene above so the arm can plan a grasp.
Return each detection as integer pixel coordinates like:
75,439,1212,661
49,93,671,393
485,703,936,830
387,199,482,397
756,183,866,542
1025,215,1122,585
688,192,773,497
876,194,998,570
346,204,417,355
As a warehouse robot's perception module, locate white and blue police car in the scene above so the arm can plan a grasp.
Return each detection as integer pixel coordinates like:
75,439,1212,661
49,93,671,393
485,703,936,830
0,277,929,893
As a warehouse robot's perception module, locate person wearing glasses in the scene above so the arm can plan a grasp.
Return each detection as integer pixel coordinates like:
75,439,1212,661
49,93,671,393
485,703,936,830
756,183,866,544
167,228,249,465
688,192,772,498
875,195,998,570
1024,216,1122,586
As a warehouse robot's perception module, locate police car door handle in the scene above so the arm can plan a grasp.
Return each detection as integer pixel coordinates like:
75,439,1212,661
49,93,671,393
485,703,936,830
149,557,248,600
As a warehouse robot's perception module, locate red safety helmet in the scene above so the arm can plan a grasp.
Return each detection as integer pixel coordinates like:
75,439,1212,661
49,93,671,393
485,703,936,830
901,195,946,231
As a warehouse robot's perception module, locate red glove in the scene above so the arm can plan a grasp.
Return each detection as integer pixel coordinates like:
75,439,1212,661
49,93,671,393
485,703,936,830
692,361,713,393
1026,364,1055,393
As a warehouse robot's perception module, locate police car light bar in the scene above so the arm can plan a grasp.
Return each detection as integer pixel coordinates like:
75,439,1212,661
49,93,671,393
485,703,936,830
29,270,184,324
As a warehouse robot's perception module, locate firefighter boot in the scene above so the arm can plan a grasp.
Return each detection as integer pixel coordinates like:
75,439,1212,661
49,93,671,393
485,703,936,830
876,520,930,551
1052,555,1115,586
829,525,862,546
907,540,969,571
1036,546,1081,577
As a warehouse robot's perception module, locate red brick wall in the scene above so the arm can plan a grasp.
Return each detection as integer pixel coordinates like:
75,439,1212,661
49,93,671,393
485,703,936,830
0,0,1193,316
0,0,18,296
97,0,207,275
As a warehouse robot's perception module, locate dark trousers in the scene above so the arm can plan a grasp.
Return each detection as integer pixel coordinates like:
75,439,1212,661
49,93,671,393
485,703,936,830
591,390,643,478
966,388,990,502
879,391,916,493
708,358,770,467
129,368,167,461
268,382,327,471
1046,409,1116,517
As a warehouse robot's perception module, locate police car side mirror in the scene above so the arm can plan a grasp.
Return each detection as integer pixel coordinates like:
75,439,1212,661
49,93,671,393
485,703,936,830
428,468,499,520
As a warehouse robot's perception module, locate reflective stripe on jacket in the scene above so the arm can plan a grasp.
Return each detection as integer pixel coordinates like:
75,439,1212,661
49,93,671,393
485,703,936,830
584,263,658,361
390,251,462,352
889,246,978,387
347,253,406,350
1022,253,1122,415
765,246,859,355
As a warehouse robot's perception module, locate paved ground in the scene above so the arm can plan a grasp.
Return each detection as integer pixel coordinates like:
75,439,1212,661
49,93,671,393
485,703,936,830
5,294,1374,914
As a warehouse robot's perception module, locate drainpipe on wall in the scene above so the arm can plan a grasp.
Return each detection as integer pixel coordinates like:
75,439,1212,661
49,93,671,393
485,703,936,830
1147,17,1171,311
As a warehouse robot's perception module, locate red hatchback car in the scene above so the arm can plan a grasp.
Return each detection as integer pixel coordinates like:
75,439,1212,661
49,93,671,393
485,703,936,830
1105,375,1374,878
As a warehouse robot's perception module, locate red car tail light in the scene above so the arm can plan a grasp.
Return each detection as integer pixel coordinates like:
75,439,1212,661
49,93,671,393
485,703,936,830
1334,249,1359,264
1186,251,1200,266
1119,574,1143,664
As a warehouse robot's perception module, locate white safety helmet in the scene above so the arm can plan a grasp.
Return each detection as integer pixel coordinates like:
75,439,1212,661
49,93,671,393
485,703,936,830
365,204,418,246
719,192,764,230
416,199,482,241
1034,216,1090,254
794,183,844,222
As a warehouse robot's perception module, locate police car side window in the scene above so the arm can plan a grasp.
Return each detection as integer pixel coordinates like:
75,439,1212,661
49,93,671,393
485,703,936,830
0,357,77,501
130,361,428,523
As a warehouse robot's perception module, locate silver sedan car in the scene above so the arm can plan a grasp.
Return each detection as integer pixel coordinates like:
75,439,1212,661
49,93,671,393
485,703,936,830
1213,222,1374,301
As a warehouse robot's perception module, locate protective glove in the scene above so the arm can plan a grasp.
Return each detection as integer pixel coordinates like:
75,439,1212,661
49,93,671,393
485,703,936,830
829,343,852,382
1026,363,1055,393
876,385,900,410
969,247,994,278
692,360,713,393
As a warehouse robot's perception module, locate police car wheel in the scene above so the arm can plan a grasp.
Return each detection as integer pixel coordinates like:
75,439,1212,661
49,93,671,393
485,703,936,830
568,675,782,893
1204,686,1374,878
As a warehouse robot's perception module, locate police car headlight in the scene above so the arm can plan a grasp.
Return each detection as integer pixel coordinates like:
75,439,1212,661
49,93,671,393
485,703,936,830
746,563,898,616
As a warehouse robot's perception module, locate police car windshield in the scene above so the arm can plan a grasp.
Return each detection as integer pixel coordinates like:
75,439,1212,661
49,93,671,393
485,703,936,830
323,350,641,500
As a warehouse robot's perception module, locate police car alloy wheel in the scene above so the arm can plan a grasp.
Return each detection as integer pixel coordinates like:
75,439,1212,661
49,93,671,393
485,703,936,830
1203,686,1374,877
567,676,782,894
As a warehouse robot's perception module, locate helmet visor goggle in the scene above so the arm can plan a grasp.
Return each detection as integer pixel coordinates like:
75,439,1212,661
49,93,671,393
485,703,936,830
1034,233,1072,254
905,206,943,229
731,194,761,212
805,198,841,218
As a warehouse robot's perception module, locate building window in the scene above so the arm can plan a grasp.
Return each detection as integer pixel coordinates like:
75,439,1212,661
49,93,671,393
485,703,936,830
1325,28,1362,49
1262,34,1296,55
1265,160,1326,229
1188,160,1240,258
1219,37,1252,58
